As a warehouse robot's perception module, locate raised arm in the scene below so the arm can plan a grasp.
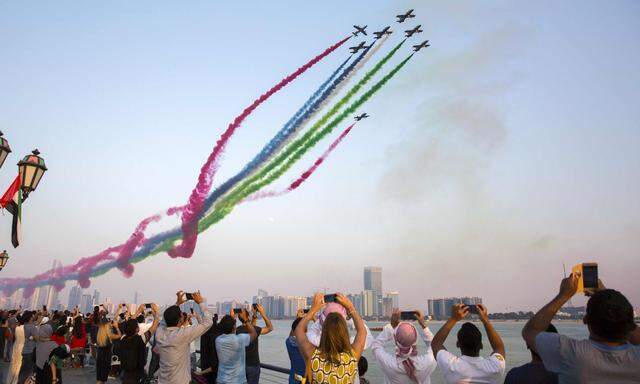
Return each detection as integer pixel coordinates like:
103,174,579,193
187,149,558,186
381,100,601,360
336,293,366,360
432,304,468,356
147,304,161,337
477,304,505,357
110,321,122,340
238,310,258,342
522,274,579,352
415,309,434,346
257,304,274,335
295,292,324,361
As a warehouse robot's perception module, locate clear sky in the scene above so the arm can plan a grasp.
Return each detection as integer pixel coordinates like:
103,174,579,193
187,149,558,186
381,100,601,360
1,0,638,311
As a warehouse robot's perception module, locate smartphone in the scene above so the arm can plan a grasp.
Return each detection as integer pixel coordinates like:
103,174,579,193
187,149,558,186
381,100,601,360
572,263,598,293
145,303,152,309
303,308,310,314
324,294,337,303
467,305,479,314
119,313,125,320
43,305,47,312
233,308,245,314
185,292,194,301
400,311,418,321
582,263,598,289
252,303,258,310
190,308,195,314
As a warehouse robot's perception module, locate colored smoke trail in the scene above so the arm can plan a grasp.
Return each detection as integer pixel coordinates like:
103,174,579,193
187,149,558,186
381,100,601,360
311,35,390,120
245,122,357,202
213,54,414,219
168,36,351,259
0,49,415,294
206,40,407,211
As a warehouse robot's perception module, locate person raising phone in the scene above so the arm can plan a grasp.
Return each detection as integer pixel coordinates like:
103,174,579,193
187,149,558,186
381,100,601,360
235,303,273,384
431,304,506,384
294,292,367,384
522,273,640,383
371,309,437,383
156,290,213,384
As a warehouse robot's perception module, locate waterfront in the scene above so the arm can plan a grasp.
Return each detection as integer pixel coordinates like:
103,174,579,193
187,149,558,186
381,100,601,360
255,319,588,383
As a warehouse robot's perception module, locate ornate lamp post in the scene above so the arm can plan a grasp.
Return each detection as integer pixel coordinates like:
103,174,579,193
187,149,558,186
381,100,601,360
0,250,8,271
18,149,48,199
0,132,11,169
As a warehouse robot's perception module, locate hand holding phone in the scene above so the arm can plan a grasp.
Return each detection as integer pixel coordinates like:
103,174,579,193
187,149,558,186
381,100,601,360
145,303,152,309
323,294,337,303
572,263,598,295
467,305,479,315
400,311,419,321
184,292,195,301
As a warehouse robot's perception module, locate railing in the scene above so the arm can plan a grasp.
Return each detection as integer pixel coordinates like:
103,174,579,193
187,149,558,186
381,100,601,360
260,363,290,383
194,350,291,383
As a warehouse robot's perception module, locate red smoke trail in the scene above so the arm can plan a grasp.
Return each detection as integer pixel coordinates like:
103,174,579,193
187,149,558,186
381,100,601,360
168,36,351,259
246,122,356,202
115,214,161,277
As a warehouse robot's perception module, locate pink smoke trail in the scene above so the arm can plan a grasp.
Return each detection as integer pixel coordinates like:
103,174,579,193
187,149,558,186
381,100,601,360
168,36,351,259
115,214,162,277
245,122,357,202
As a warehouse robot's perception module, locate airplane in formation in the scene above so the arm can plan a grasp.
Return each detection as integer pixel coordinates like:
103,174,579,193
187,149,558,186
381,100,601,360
405,25,423,38
396,9,416,23
373,26,392,39
354,113,369,121
413,40,430,52
349,41,369,53
352,25,368,37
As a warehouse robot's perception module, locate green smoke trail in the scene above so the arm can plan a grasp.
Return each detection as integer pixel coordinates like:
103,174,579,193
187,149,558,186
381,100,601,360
212,40,407,208
125,54,413,265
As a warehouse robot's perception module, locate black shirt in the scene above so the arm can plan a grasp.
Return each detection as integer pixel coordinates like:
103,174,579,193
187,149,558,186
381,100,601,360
236,325,262,366
504,362,558,384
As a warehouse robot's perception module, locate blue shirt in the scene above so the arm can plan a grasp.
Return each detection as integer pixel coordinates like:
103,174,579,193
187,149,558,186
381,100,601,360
286,336,306,384
216,333,251,384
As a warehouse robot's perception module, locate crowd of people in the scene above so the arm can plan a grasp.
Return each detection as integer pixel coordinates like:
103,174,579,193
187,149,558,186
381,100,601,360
0,274,638,384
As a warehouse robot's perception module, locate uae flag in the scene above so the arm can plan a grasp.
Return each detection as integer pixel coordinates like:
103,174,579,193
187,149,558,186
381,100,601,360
0,175,22,248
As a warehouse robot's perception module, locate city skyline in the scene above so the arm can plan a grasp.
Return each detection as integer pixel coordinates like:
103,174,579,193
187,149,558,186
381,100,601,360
0,1,638,311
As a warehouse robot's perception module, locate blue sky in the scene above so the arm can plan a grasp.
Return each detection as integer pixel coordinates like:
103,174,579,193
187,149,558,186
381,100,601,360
1,1,638,310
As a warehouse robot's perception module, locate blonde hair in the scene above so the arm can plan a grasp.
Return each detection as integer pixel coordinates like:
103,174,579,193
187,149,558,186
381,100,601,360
96,322,112,347
318,312,353,363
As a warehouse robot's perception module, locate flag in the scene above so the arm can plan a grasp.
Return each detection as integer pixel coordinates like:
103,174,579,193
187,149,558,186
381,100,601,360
1,175,22,248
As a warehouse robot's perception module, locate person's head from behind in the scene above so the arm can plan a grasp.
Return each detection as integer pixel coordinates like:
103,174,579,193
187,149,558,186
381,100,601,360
319,312,352,363
21,311,34,325
96,317,112,346
122,319,139,338
218,315,236,335
529,323,557,361
358,356,368,377
163,305,182,327
290,317,302,337
584,289,635,342
457,322,482,356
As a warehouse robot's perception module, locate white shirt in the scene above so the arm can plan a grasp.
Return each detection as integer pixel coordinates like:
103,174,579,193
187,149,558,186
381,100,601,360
138,322,153,338
371,324,437,384
436,350,505,384
155,303,213,384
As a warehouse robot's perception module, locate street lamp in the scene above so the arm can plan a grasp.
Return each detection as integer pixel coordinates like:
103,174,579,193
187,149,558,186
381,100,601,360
0,250,8,271
0,132,11,169
18,149,47,198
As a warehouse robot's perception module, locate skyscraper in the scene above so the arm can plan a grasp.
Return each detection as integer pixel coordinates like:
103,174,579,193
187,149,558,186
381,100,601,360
93,290,101,306
133,291,140,305
364,266,382,296
68,285,83,310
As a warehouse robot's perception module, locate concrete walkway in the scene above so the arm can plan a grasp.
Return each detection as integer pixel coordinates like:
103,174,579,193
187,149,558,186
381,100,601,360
0,360,99,384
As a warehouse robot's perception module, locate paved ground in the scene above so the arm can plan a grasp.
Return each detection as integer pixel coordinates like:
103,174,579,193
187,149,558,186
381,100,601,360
0,360,100,384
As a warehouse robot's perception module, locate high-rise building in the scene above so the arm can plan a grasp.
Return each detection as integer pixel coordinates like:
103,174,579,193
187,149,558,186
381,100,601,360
93,290,101,306
80,294,93,314
362,290,377,317
133,291,140,305
364,266,382,296
68,286,83,310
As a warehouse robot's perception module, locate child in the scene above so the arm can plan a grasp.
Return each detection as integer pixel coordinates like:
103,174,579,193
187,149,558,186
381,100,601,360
358,356,370,384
